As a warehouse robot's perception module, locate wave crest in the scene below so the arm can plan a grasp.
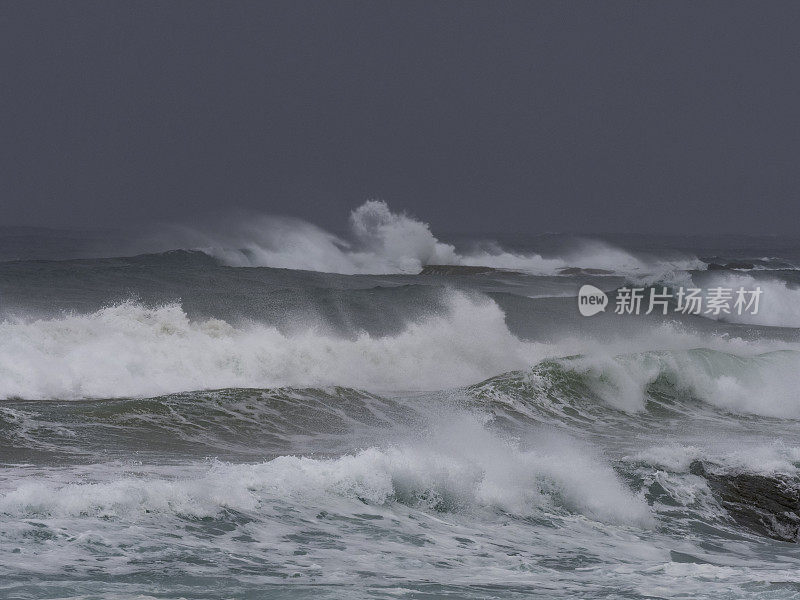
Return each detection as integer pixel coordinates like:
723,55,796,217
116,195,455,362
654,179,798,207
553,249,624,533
0,414,652,527
180,201,702,275
476,349,800,419
0,292,543,399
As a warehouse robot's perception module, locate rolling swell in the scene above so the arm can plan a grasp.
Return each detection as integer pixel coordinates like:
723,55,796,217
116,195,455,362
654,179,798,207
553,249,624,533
471,349,800,419
0,387,420,463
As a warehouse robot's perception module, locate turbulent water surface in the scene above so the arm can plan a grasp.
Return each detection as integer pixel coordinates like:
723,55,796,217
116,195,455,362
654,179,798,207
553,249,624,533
3,204,800,599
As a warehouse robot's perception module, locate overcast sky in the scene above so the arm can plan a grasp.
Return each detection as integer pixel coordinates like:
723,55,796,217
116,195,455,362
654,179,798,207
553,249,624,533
2,1,799,234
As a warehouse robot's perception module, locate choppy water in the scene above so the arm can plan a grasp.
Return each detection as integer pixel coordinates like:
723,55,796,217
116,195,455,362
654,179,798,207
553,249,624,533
3,204,800,599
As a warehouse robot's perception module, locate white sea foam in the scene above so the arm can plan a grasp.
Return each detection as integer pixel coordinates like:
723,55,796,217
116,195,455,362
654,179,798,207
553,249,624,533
562,348,800,418
181,201,703,275
631,441,800,475
0,292,546,399
4,285,800,409
0,414,652,527
698,272,800,328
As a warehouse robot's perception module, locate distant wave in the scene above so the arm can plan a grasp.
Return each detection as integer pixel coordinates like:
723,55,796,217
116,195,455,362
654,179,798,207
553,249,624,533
164,201,703,275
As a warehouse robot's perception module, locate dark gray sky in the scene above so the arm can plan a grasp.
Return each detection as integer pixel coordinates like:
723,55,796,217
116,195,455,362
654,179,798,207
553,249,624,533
2,1,799,234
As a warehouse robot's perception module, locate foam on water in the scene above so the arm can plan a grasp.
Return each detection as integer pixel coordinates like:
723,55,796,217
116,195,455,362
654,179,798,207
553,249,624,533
530,349,800,418
188,201,703,275
4,225,800,599
0,292,546,399
630,441,800,475
699,272,800,328
3,405,797,598
5,282,800,408
0,414,651,526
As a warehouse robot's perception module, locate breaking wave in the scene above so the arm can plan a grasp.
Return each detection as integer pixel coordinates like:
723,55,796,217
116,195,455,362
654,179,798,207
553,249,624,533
698,272,800,328
477,348,800,419
169,201,703,275
0,413,652,527
4,283,800,409
0,292,545,400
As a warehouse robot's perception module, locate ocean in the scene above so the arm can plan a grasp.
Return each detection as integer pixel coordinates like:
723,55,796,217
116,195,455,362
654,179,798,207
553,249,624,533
2,202,800,599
